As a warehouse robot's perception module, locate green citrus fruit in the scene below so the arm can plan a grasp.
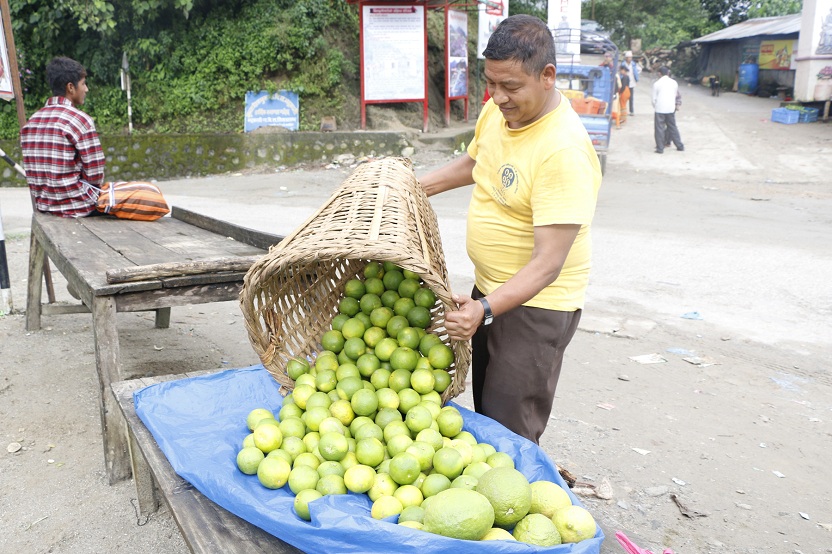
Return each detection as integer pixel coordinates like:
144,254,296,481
318,432,350,462
432,370,452,393
317,460,345,479
375,387,401,411
371,495,404,520
420,473,451,498
343,337,367,361
415,428,444,452
475,467,532,528
321,329,345,353
406,306,431,329
422,488,494,540
257,456,291,489
364,261,384,279
413,287,436,309
293,489,323,521
405,405,433,434
388,452,421,485
394,484,424,508
279,417,307,440
350,388,379,417
339,296,360,316
370,368,392,390
278,403,303,422
386,433,414,458
437,409,464,438
481,527,517,541
368,473,399,502
236,446,265,475
354,422,384,442
331,313,350,331
398,278,421,299
399,505,426,524
406,441,436,472
409,368,436,395
288,464,320,494
380,290,400,309
375,407,404,430
364,277,385,297
253,423,283,453
419,334,444,357
390,347,419,371
397,388,421,414
355,437,386,468
393,297,416,318
369,306,394,329
486,451,515,469
344,278,366,299
432,447,464,480
514,513,562,546
360,293,382,315
385,315,409,340
246,408,275,431
363,326,387,348
451,474,478,490
396,327,421,349
287,357,311,380
293,451,321,470
382,270,405,292
316,473,347,496
335,363,360,380
428,343,454,369
356,353,381,378
374,337,399,362
529,480,572,518
344,464,376,493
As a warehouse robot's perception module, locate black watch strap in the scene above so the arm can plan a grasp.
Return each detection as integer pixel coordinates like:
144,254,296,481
478,297,493,326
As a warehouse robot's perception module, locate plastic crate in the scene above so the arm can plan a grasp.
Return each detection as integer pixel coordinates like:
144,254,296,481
799,107,819,123
771,108,799,124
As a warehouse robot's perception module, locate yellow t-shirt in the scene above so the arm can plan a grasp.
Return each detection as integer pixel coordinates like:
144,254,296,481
466,94,602,311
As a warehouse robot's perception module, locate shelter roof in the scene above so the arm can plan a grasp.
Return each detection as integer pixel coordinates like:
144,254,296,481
693,13,801,43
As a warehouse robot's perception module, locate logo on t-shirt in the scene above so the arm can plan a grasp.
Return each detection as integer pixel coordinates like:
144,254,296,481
491,164,518,207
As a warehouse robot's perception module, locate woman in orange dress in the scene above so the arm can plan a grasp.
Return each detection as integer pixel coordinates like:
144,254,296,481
618,65,631,126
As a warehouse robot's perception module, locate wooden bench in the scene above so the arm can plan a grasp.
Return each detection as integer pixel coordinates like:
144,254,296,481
111,373,301,553
26,207,282,484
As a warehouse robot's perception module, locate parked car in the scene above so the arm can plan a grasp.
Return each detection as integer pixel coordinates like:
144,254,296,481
580,19,611,54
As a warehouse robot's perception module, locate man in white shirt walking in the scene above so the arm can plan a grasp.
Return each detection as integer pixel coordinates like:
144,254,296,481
652,66,684,154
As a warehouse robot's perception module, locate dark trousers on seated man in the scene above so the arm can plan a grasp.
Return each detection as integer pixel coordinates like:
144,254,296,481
655,112,683,153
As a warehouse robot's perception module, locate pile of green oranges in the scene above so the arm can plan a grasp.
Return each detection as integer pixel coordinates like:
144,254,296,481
235,261,597,545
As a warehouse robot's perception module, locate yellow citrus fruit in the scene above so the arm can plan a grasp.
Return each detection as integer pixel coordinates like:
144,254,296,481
388,452,421,485
253,423,283,453
390,347,418,371
288,464,320,494
316,473,347,496
363,326,387,348
382,270,405,292
339,296,360,317
364,261,384,279
406,306,431,329
409,368,436,395
486,451,515,469
394,484,424,508
236,446,265,475
355,437,386,468
514,513,562,546
344,464,376,493
449,440,474,467
382,420,411,444
329,399,355,426
421,488,495,540
368,473,399,502
318,416,346,436
437,409,464,438
343,337,367,361
375,387,401,411
478,442,497,459
350,388,379,417
462,461,493,480
360,293,383,315
369,306,394,329
305,391,332,411
302,406,329,433
354,422,384,442
421,390,442,405
418,400,441,420
380,290,400,309
397,278,421,299
287,357,311,380
371,495,404,520
254,417,279,430
246,408,275,432
364,276,385,296
481,527,517,541
386,433,414,458
293,451,321,470
476,467,532,529
317,460,345,478
529,480,572,518
280,436,307,462
393,297,416,318
551,505,597,543
454,431,477,446
321,329,345,353
314,353,339,373
413,287,436,309
344,278,366,300
396,326,422,349
432,447,464,480
267,448,294,466
428,343,454,370
242,433,256,449
293,489,323,521
314,370,337,393
406,441,435,472
278,402,303,421
257,456,292,489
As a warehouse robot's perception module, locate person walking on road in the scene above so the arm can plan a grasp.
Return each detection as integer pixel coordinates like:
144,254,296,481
652,66,684,153
418,15,602,444
617,65,630,127
623,50,639,115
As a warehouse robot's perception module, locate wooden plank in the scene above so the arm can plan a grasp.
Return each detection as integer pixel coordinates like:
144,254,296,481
159,271,249,289
25,230,45,331
173,206,284,251
111,375,301,553
115,282,243,312
42,303,91,315
106,256,262,284
154,308,171,329
91,295,130,484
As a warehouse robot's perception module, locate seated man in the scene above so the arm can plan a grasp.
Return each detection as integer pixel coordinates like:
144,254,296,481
21,57,105,218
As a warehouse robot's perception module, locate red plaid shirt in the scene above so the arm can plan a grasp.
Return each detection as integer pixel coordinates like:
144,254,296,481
21,96,106,217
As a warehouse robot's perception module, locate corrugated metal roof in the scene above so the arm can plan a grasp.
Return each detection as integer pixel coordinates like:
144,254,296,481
694,14,801,43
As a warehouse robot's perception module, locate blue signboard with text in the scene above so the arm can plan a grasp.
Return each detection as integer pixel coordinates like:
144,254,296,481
244,90,299,132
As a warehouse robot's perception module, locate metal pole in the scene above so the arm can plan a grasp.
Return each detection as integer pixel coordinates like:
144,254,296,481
0,203,11,314
121,52,133,134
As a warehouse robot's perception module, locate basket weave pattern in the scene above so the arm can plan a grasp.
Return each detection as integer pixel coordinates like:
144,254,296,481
240,157,471,402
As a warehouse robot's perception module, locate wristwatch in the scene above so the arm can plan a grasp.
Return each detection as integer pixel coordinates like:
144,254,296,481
478,297,494,326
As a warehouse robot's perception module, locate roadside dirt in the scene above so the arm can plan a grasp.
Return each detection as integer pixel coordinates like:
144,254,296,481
1,78,830,553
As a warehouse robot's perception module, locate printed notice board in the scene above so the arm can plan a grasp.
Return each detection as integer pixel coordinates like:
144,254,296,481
244,91,299,132
362,5,425,101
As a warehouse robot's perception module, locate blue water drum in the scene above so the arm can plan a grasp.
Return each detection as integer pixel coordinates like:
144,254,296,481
738,63,759,94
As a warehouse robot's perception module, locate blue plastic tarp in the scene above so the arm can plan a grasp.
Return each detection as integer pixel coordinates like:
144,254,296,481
135,365,604,554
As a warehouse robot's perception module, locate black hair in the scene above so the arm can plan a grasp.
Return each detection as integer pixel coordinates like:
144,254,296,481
482,15,556,75
46,57,87,97
659,66,671,76
619,65,629,72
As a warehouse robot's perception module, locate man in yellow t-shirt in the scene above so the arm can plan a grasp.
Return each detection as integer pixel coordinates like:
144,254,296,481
419,14,602,443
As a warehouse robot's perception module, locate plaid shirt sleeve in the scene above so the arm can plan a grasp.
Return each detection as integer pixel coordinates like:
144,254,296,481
75,125,105,187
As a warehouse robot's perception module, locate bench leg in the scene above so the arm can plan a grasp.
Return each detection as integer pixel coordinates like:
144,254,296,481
154,307,171,329
26,232,44,331
128,426,160,515
92,295,131,484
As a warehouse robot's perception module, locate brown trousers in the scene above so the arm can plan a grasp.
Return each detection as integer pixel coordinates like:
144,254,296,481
471,287,582,444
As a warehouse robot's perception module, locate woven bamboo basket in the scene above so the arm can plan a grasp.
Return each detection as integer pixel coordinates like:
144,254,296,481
240,157,471,403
